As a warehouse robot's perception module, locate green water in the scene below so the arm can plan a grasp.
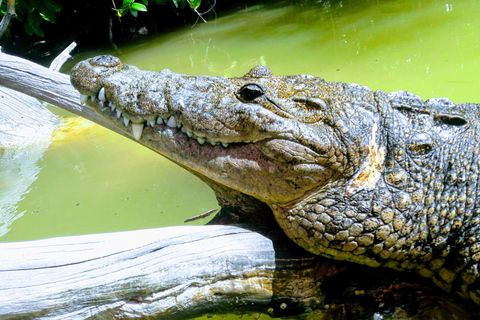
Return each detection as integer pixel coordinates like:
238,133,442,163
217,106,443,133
2,0,480,318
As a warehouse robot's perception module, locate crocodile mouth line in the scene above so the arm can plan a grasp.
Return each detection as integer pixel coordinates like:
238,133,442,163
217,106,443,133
80,89,230,148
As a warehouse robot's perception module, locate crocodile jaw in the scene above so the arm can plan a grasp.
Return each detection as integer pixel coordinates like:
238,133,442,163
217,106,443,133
79,92,334,205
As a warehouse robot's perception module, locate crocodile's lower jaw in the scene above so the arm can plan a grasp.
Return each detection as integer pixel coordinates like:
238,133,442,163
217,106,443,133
80,93,230,148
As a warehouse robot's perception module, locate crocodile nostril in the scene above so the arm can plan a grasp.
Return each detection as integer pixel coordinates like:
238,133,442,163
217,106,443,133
236,83,265,102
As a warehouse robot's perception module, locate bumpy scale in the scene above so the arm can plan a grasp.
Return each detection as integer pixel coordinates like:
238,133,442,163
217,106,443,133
71,55,480,304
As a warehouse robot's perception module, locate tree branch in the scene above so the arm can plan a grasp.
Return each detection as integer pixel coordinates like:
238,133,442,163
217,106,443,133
0,0,16,39
0,51,124,137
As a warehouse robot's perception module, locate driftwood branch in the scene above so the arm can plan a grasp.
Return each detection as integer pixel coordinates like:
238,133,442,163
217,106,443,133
0,226,281,319
0,52,479,319
0,51,122,137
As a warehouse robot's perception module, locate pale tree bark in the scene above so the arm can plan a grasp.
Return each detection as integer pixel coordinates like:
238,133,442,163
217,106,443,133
0,52,478,319
0,0,16,39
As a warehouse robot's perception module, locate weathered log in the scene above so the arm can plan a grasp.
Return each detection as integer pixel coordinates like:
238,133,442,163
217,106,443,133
0,51,123,137
0,52,479,319
0,226,279,319
0,225,475,319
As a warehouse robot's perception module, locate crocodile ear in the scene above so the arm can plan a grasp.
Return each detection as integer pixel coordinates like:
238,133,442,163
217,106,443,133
288,97,329,124
407,132,433,155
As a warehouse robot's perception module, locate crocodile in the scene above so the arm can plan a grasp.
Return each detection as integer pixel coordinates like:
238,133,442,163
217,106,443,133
71,55,480,304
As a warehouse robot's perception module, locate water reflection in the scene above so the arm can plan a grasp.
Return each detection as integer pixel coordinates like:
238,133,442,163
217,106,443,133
0,88,57,237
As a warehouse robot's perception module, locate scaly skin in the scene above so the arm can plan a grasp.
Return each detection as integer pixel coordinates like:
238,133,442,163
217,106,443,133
71,55,480,303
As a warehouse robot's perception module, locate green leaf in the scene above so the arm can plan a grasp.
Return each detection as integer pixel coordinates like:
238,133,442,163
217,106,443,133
140,0,148,5
42,0,62,12
31,24,45,37
179,0,186,10
129,7,138,17
24,22,34,36
189,0,201,9
39,11,56,23
123,0,134,7
16,1,28,11
16,5,26,18
131,3,147,11
26,10,42,27
28,0,37,12
37,3,57,23
171,0,178,8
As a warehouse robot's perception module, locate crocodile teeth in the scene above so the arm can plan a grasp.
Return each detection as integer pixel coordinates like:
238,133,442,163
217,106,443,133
98,87,106,102
210,141,217,146
80,94,88,104
132,123,144,140
156,117,164,124
123,116,130,127
186,131,193,138
116,109,122,119
147,120,155,127
222,143,229,148
197,138,205,144
109,102,116,111
167,116,176,128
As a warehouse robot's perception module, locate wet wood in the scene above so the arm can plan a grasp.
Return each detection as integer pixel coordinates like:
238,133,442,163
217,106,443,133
0,52,478,319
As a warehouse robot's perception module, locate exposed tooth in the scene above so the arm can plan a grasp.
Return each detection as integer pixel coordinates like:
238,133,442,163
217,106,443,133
90,95,95,102
109,102,116,111
123,116,130,127
132,123,144,140
181,127,186,133
157,117,164,124
116,109,122,118
177,122,182,129
98,87,106,102
210,141,217,146
147,120,155,127
186,131,192,138
80,94,88,104
197,138,205,144
222,143,229,148
167,116,176,128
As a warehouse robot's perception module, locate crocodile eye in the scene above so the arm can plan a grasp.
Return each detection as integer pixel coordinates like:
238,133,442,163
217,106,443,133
237,83,265,102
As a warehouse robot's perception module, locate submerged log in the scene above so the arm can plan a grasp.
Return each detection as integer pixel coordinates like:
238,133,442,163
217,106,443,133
0,52,478,319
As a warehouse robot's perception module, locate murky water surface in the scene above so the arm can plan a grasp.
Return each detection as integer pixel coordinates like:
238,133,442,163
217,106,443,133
2,0,480,318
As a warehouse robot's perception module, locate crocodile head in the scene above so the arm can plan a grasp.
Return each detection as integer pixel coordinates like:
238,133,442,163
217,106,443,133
71,55,379,217
71,55,480,303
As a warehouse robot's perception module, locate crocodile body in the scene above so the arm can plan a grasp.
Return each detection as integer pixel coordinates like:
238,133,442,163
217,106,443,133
71,55,480,303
